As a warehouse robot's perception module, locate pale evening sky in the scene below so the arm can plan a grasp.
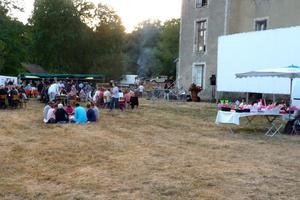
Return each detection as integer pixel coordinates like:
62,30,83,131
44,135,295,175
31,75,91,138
14,0,182,32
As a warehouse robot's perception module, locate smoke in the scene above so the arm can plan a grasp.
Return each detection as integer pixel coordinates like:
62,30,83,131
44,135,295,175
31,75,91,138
135,21,162,78
137,48,160,77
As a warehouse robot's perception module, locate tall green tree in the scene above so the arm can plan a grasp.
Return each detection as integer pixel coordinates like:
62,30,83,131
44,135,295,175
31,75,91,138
154,19,180,77
30,0,126,78
91,3,125,78
0,0,29,75
31,0,91,73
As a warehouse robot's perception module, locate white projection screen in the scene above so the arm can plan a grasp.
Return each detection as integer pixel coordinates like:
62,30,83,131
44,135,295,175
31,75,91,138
217,26,300,97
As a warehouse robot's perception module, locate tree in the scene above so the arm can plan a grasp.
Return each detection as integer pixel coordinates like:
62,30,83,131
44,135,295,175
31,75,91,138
154,19,180,77
30,0,126,78
0,0,29,75
31,0,91,73
91,3,125,78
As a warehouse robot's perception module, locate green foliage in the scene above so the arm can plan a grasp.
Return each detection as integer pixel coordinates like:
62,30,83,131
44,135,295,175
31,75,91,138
154,19,180,77
0,0,179,79
31,0,87,72
0,1,30,75
30,0,125,78
92,3,125,78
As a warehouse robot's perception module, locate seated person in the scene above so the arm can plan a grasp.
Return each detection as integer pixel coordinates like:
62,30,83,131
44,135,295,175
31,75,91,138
86,103,96,122
65,104,74,115
43,101,52,123
284,109,300,134
91,102,100,121
55,103,69,123
46,104,56,123
71,103,87,123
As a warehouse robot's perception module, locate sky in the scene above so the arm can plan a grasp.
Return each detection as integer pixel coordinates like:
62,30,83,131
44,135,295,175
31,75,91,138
14,0,182,32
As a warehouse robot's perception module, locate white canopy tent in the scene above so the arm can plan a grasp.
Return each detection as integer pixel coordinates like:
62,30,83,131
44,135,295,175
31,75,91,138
236,65,300,117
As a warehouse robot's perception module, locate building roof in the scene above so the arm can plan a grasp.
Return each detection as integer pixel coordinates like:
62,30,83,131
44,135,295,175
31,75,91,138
21,63,47,73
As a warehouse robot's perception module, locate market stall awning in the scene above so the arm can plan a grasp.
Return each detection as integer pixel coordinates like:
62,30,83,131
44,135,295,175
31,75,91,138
19,73,105,81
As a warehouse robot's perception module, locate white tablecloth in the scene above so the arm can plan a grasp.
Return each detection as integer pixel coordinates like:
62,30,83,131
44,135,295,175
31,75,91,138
215,111,284,125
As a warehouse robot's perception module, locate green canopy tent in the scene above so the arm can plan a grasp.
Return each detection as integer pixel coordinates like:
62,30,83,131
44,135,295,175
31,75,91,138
19,73,105,82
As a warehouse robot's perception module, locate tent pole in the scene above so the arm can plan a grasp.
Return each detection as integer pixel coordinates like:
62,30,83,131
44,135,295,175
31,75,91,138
289,78,293,119
246,92,249,104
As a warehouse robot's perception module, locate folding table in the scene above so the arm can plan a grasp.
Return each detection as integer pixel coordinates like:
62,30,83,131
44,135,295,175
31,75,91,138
215,111,288,136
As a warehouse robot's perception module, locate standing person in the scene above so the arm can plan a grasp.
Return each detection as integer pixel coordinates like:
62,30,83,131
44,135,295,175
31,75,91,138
69,84,77,99
78,82,84,91
93,87,100,103
72,103,87,123
103,88,111,108
124,90,131,108
37,81,44,95
138,84,144,97
86,103,97,122
84,83,92,101
79,89,86,102
24,84,32,98
130,92,139,109
164,83,170,101
154,83,161,98
48,82,59,101
109,84,119,111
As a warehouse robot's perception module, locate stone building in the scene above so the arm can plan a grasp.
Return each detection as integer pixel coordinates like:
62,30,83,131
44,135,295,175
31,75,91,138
178,0,300,100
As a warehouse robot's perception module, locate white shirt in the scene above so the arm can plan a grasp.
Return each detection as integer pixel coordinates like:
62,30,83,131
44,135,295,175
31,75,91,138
112,86,119,98
93,90,100,102
48,83,59,95
138,85,144,93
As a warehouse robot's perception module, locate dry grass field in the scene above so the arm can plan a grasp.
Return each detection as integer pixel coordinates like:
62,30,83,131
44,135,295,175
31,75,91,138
1,99,300,200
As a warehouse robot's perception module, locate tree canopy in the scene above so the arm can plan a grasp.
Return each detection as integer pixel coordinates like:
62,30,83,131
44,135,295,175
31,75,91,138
0,0,180,79
0,0,29,75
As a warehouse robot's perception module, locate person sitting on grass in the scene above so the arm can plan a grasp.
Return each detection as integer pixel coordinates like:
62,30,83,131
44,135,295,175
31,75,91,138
86,103,96,122
72,103,87,123
55,103,69,123
43,101,52,123
46,103,56,124
91,102,99,121
65,104,74,115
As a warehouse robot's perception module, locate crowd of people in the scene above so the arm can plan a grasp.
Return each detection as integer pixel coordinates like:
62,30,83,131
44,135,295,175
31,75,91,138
0,84,28,108
43,101,100,124
39,80,141,124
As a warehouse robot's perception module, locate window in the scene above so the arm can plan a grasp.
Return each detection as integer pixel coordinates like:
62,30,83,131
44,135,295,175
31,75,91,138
255,19,267,31
196,0,208,8
195,20,207,52
193,64,204,86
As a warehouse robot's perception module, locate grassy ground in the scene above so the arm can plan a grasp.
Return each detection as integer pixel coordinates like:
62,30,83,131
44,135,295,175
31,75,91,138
0,99,300,200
